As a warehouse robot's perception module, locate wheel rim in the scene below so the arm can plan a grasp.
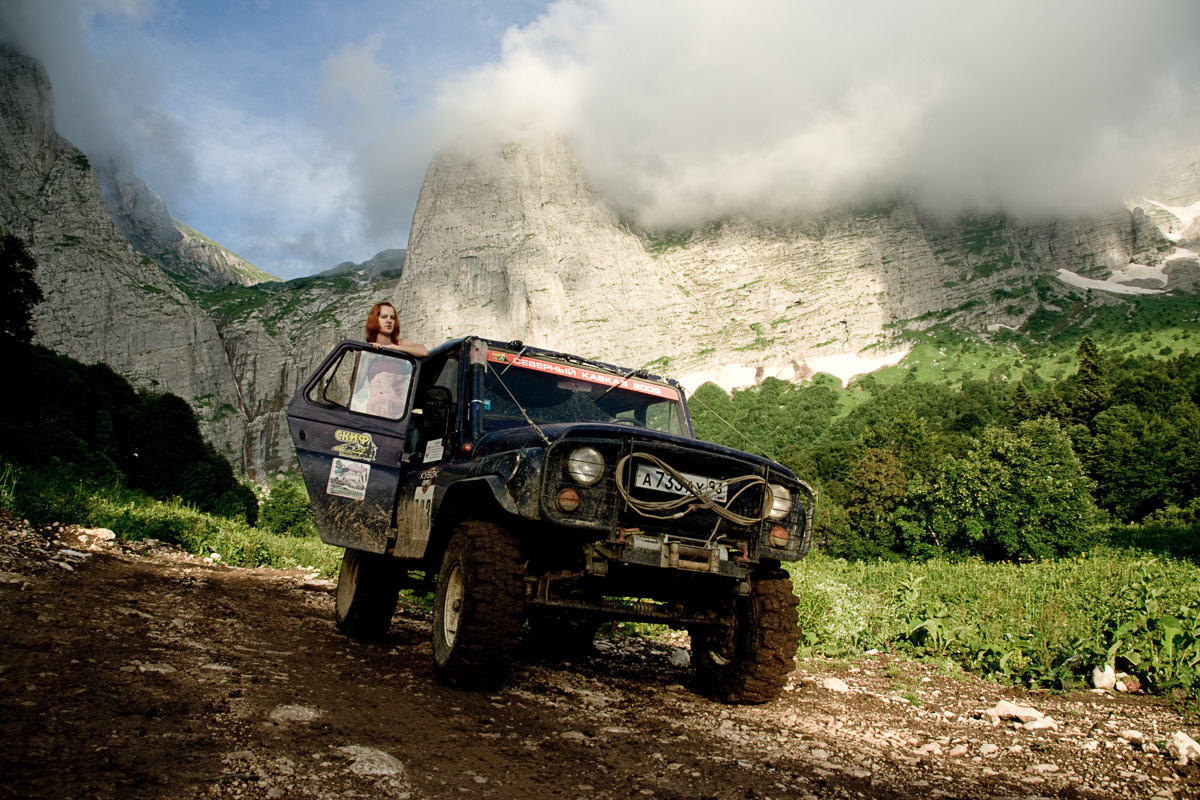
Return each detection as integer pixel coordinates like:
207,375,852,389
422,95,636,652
441,563,465,648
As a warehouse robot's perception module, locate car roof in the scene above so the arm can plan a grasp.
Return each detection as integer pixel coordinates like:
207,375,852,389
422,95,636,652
428,336,682,391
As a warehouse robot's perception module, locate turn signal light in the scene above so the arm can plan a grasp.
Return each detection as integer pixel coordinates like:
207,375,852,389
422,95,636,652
557,487,581,512
769,525,789,548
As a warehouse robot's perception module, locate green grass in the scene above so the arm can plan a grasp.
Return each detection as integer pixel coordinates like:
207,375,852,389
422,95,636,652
3,463,341,576
91,495,340,574
790,544,1200,695
643,228,693,256
199,283,271,318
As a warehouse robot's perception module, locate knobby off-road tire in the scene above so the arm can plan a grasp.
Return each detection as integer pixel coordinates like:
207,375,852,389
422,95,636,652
689,571,799,704
432,521,526,689
335,548,403,640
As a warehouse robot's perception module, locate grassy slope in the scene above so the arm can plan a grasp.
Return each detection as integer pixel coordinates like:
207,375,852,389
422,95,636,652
173,220,281,285
810,292,1200,424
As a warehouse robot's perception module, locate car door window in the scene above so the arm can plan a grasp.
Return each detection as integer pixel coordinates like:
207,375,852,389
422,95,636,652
306,348,414,421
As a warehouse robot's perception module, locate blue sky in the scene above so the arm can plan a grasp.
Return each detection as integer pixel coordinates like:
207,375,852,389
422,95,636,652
2,1,1199,280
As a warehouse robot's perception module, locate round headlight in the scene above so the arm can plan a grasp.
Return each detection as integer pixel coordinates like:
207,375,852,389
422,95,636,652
766,484,792,520
566,446,605,485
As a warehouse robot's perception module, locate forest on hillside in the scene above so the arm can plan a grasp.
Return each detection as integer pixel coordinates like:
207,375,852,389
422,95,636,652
691,334,1200,563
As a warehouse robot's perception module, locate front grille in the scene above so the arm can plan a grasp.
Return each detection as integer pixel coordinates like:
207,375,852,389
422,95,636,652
616,442,767,540
541,435,784,549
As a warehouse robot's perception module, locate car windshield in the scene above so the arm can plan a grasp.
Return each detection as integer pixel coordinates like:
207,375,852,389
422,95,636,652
480,350,688,435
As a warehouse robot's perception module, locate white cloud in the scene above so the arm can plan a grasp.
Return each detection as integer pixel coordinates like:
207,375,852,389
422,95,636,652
180,101,364,274
317,33,398,128
5,0,1200,278
417,0,1200,227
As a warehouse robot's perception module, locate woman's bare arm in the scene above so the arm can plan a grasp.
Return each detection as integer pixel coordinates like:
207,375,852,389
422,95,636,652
386,338,430,357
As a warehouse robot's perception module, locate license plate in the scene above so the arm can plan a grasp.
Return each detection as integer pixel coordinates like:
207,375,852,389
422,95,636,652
634,465,728,502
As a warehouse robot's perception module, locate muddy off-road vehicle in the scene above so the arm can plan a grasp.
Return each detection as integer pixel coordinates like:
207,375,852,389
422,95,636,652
287,336,816,703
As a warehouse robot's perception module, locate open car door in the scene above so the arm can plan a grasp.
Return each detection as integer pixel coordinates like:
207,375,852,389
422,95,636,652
286,341,418,553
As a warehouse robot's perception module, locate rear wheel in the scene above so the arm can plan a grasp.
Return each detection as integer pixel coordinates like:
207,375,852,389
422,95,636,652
432,521,526,688
335,548,402,640
689,571,799,704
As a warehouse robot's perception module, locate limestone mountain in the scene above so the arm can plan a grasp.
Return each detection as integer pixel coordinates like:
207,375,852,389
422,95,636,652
398,136,1199,392
0,45,246,461
318,248,406,280
95,156,278,289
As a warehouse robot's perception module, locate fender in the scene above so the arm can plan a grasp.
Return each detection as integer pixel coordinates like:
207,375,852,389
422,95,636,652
456,475,522,517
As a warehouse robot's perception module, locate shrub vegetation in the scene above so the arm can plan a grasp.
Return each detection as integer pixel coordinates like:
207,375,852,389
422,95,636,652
692,331,1200,697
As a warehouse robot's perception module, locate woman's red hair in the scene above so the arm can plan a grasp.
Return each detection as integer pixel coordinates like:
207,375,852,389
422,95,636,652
365,302,399,345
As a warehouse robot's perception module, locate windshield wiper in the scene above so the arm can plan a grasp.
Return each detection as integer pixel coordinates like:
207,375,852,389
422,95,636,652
594,366,649,403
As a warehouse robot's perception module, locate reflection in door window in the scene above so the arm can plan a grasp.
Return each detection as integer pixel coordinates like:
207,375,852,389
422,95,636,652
307,349,414,420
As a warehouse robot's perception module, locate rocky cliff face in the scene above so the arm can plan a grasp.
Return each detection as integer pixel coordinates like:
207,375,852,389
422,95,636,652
200,270,402,478
399,135,1198,389
95,156,277,289
0,46,247,460
167,221,278,288
94,156,182,255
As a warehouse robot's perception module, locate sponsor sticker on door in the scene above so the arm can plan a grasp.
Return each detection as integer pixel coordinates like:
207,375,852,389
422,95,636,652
331,429,378,462
327,457,370,500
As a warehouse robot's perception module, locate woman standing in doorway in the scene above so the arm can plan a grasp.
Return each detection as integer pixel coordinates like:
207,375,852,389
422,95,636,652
365,301,428,357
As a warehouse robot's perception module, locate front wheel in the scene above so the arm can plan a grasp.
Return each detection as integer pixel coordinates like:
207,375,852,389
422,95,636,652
689,571,799,704
335,548,402,640
432,521,526,688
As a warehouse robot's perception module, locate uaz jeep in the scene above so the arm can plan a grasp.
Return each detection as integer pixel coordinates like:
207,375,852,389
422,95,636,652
287,336,815,703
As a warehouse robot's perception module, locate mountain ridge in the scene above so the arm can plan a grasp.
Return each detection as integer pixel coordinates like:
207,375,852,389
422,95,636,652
397,135,1198,391
94,155,279,289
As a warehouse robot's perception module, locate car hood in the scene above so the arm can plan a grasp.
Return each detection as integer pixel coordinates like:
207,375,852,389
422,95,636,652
470,422,796,479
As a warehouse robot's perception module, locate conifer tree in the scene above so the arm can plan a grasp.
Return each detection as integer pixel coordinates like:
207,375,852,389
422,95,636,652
1072,335,1109,427
0,231,43,353
1010,382,1034,422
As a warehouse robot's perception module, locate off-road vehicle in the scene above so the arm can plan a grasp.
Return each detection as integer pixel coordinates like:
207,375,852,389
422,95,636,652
287,336,815,703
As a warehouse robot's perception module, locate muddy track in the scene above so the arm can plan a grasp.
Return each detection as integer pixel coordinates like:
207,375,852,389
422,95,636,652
1,521,1198,799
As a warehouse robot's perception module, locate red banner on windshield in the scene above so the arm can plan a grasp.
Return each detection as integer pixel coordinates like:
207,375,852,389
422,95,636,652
487,350,680,401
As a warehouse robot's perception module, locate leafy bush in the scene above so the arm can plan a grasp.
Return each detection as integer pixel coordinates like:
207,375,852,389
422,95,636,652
212,484,260,525
258,477,317,536
928,418,1098,560
0,346,245,516
4,457,97,524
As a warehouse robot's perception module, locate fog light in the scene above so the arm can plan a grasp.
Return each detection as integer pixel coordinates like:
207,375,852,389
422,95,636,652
769,525,789,548
557,487,580,512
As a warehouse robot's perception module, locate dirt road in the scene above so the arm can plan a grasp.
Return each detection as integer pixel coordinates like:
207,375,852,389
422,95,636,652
2,516,1198,799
